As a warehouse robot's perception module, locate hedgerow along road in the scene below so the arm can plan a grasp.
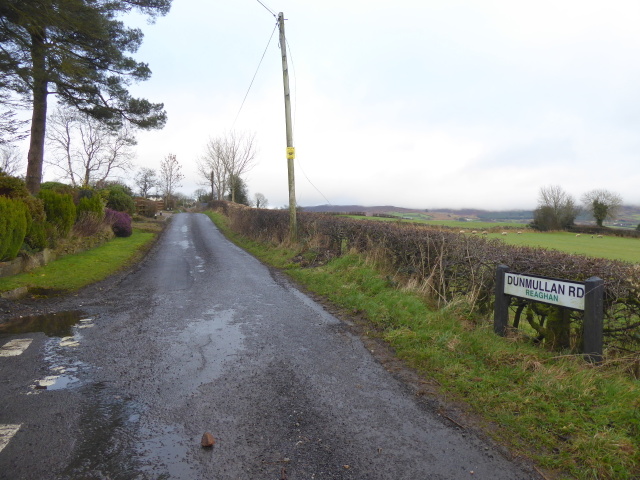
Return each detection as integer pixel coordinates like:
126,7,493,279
0,213,542,479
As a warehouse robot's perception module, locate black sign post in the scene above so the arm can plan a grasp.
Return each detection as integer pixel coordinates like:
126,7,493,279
494,264,510,337
583,276,604,363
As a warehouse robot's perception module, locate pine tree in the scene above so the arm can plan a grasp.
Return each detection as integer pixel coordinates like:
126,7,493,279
0,0,171,193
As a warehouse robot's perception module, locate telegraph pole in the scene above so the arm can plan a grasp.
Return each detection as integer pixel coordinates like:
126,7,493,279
278,12,297,240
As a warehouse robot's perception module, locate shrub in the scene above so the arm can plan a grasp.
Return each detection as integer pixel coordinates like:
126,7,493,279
0,196,28,261
0,172,30,198
39,190,76,238
105,208,132,237
103,184,135,214
24,220,48,250
77,195,104,221
40,181,75,196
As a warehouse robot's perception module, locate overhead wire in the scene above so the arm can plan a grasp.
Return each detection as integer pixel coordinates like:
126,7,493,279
255,0,277,17
241,4,333,206
284,34,333,206
232,21,278,128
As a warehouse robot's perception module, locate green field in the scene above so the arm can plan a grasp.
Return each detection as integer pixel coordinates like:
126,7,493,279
425,220,528,229
344,216,640,263
346,215,527,229
486,231,640,263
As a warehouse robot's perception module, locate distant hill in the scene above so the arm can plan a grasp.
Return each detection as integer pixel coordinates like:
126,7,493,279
301,204,640,226
301,205,534,222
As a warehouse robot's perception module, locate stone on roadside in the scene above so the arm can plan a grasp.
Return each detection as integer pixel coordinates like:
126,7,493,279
201,432,215,448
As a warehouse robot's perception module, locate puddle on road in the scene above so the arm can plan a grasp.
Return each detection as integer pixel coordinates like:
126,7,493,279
0,311,98,393
166,308,246,392
0,310,86,337
61,382,147,478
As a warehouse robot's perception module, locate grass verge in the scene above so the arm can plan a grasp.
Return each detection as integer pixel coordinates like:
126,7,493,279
205,210,640,480
0,228,156,294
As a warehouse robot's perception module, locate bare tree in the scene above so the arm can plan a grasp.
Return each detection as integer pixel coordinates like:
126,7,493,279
46,107,135,187
581,189,623,227
0,145,23,176
159,153,184,209
532,185,579,231
134,167,157,198
198,131,257,203
197,137,227,201
193,188,210,203
254,192,268,208
222,131,257,203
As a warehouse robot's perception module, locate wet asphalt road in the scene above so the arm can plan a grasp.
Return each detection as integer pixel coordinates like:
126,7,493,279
0,213,541,479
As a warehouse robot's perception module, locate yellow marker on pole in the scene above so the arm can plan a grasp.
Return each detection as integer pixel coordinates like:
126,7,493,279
286,147,295,160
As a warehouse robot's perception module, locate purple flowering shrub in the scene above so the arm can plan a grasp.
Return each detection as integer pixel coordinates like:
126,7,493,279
104,208,132,237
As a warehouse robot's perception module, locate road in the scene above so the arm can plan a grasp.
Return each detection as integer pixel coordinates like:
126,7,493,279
0,213,540,479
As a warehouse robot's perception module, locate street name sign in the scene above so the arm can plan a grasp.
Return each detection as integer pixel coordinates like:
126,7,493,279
503,272,585,311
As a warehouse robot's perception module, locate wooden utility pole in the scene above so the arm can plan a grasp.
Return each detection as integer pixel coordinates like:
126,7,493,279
278,12,297,240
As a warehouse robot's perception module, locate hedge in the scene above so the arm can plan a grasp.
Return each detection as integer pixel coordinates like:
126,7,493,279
212,202,640,355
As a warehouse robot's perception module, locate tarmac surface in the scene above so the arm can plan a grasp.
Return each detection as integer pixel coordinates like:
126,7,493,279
0,212,542,479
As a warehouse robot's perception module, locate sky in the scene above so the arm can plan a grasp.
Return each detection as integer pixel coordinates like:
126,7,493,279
42,0,640,209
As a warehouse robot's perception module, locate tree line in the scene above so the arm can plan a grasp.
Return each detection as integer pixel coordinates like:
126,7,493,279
532,185,624,231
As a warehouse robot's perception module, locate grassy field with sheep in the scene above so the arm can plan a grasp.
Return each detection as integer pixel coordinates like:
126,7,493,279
488,230,640,263
346,216,640,263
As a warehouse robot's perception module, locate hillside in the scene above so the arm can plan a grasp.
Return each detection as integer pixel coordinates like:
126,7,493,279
300,205,534,222
301,204,640,226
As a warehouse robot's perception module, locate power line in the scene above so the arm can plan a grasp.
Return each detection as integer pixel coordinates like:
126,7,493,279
232,22,278,128
255,0,277,17
283,33,332,206
296,156,333,206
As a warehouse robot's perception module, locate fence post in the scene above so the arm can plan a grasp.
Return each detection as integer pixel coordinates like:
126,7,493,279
494,264,510,336
583,276,604,363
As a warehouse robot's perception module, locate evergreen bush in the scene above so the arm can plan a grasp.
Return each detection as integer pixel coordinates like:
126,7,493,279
24,220,48,250
77,195,105,221
0,173,48,252
0,197,28,261
40,181,75,196
0,172,30,198
103,184,135,214
39,190,76,238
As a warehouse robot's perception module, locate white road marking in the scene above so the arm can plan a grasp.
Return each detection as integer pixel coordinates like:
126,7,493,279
0,339,33,357
0,424,21,453
59,337,79,347
34,376,60,389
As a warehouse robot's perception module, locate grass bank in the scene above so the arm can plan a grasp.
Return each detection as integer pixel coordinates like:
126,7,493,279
0,228,157,295
205,210,639,480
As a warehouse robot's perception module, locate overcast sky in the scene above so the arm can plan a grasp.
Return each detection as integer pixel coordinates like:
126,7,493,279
51,0,640,209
